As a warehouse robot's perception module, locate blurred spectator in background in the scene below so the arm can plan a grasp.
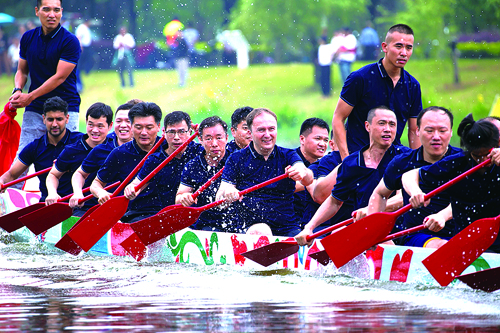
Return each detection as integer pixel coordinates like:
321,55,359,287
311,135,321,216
0,27,10,76
336,27,357,83
112,26,135,88
183,21,199,52
317,36,334,97
8,37,20,74
75,19,93,92
172,31,189,87
359,21,380,61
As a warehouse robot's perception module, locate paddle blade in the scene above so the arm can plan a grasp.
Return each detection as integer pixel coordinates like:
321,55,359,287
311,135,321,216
308,250,331,266
18,203,73,235
240,240,299,267
130,206,203,247
456,266,500,292
0,203,45,233
158,204,182,214
66,196,129,252
422,216,500,287
120,232,148,261
321,212,397,268
55,234,83,256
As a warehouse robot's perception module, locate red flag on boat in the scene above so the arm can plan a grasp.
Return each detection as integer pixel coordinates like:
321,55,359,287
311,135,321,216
0,102,21,175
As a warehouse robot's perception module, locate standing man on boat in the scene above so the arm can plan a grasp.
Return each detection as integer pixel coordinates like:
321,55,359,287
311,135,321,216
10,0,81,157
332,24,422,160
226,106,253,154
216,108,314,237
293,118,330,223
90,102,162,214
45,103,113,208
295,106,411,245
176,116,241,232
365,106,462,247
0,97,82,202
69,102,134,216
123,111,203,222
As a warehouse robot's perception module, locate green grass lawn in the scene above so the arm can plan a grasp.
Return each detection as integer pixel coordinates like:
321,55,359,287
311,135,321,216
1,58,499,147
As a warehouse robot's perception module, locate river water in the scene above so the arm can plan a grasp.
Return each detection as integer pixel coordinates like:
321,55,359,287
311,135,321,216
1,233,500,332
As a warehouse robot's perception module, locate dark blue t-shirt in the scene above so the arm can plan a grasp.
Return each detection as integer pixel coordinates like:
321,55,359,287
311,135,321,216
81,136,119,175
383,145,462,238
18,129,83,201
222,142,303,236
340,59,422,153
332,144,412,210
135,141,204,213
181,152,241,232
226,140,241,155
20,25,80,113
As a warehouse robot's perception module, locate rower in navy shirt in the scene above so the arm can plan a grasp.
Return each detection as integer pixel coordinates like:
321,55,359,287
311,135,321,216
293,118,329,222
91,102,162,221
69,102,134,215
226,106,253,154
45,103,113,212
216,108,314,237
367,106,462,248
177,116,241,232
296,106,411,246
0,97,82,202
403,114,500,252
332,24,422,159
124,111,203,222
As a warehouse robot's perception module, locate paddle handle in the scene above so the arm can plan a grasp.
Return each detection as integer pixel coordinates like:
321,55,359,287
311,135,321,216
305,218,354,242
77,181,120,204
396,157,492,217
0,166,52,191
192,167,224,200
111,136,165,197
201,173,290,212
380,225,426,243
135,131,199,191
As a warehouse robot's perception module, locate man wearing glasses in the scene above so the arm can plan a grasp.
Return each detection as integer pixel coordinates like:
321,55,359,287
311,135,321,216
124,111,203,222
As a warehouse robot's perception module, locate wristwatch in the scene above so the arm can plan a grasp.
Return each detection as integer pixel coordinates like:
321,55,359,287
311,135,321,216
12,87,22,94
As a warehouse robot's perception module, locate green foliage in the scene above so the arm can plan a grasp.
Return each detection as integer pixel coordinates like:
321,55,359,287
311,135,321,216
457,42,500,58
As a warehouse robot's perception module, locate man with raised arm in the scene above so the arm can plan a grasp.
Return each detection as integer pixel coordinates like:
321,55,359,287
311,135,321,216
69,102,134,215
365,107,462,247
123,111,203,222
332,24,422,159
45,103,113,208
296,107,411,245
0,97,82,202
216,108,313,237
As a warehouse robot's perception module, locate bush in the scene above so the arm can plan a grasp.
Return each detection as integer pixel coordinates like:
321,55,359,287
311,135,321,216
457,41,500,58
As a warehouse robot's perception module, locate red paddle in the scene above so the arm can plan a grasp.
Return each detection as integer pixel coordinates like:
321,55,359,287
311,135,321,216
241,218,354,267
19,181,120,235
456,266,500,292
121,173,290,261
65,133,198,252
422,214,500,287
120,167,225,261
0,166,51,191
321,158,492,269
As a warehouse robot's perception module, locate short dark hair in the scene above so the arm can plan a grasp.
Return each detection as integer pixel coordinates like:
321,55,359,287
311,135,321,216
246,108,277,130
366,105,394,124
199,116,228,137
163,111,192,130
128,102,162,125
387,24,414,36
416,106,454,128
86,102,113,125
300,118,330,136
231,106,253,129
43,96,68,115
457,113,499,152
37,0,62,8
116,102,135,116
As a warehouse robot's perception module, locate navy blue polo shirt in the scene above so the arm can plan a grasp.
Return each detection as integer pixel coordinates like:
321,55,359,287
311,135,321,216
384,145,462,238
332,144,411,210
181,152,241,232
135,141,204,213
222,142,303,236
420,152,500,250
341,59,422,153
293,147,311,223
81,136,119,175
317,150,342,178
97,137,161,216
20,25,80,114
226,140,241,155
18,129,83,201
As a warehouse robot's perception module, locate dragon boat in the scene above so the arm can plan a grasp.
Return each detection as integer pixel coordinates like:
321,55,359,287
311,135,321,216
2,188,500,289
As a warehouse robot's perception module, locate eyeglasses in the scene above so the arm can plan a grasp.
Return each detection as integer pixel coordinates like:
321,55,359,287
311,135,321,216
165,129,190,138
